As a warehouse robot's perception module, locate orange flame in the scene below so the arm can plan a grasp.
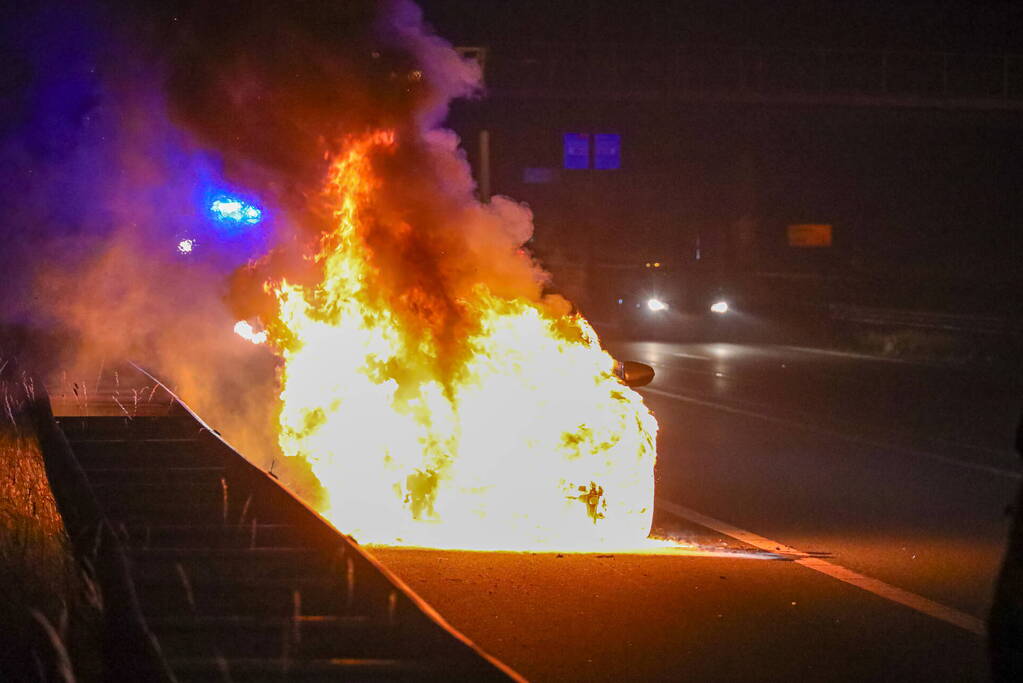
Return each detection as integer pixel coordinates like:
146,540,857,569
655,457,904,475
263,131,658,550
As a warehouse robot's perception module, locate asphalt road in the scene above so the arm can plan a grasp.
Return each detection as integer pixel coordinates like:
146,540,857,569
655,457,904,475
370,342,1023,682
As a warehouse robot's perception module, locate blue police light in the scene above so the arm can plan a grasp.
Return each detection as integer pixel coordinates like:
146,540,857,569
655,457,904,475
209,195,263,225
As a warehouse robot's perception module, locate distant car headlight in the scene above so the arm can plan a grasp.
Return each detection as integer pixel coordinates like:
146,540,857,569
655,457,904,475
710,300,729,314
646,298,668,312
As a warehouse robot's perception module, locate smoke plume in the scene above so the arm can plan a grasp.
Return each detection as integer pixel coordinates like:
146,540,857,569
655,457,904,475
1,1,553,499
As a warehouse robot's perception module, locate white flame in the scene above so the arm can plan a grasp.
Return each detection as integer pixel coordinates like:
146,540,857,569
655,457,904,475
233,320,267,345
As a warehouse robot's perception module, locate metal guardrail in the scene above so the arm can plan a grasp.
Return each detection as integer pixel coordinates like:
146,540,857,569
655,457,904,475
30,378,178,682
39,362,521,681
130,363,522,681
829,304,1023,336
480,43,1023,109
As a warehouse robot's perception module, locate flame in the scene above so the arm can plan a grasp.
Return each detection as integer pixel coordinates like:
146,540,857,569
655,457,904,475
234,320,267,345
262,131,658,550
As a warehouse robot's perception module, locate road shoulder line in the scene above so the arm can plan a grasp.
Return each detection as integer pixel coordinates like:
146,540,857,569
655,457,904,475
658,498,986,636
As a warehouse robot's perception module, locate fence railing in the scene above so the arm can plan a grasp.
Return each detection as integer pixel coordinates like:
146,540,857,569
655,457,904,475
828,304,1023,337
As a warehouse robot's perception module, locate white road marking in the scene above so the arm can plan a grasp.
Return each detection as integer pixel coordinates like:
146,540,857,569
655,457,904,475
672,352,713,360
642,386,1020,479
778,345,946,367
657,499,987,636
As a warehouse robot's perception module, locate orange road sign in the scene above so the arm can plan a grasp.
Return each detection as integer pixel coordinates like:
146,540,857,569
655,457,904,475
788,223,833,247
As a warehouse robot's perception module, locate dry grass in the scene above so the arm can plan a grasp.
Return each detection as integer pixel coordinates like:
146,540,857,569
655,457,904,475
1,362,100,681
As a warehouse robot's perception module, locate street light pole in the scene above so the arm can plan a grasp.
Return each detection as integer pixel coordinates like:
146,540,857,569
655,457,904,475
478,129,491,203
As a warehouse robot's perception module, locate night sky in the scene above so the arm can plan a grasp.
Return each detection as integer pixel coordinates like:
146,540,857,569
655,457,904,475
2,1,1021,321
418,1,1023,52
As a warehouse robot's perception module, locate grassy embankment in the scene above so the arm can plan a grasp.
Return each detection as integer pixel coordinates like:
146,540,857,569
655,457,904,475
0,356,100,681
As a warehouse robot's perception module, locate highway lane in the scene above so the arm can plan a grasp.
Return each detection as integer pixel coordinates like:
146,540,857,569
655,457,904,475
370,341,1021,681
372,544,987,682
617,341,1022,618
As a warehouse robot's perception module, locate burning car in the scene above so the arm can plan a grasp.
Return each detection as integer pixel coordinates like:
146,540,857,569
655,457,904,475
228,130,660,552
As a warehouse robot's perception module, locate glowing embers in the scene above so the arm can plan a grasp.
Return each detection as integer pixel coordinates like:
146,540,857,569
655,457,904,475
262,130,658,551
210,195,263,224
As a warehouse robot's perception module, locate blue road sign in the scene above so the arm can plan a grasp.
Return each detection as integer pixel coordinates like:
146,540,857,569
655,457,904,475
594,134,621,170
563,133,590,169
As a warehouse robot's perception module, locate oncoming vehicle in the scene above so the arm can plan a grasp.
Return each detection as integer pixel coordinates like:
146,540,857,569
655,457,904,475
591,262,737,339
